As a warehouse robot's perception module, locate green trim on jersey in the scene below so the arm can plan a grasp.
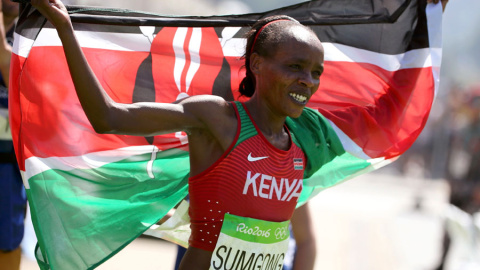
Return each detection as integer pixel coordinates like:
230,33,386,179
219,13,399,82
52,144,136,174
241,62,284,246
233,101,258,147
232,101,302,150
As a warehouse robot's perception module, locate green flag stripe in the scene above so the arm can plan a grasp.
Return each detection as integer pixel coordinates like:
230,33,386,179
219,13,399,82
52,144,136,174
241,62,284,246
299,153,393,205
27,153,190,270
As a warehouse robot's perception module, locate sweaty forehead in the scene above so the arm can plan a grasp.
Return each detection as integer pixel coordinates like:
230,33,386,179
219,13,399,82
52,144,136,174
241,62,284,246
268,24,322,52
258,22,323,60
276,25,323,53
283,25,318,43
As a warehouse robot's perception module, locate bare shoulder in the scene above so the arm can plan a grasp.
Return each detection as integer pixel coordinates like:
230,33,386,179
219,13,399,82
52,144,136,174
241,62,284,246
177,94,231,109
178,95,237,128
180,95,238,168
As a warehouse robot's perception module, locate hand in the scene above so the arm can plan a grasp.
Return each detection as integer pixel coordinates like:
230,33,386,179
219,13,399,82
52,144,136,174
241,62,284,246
427,0,449,11
31,0,70,29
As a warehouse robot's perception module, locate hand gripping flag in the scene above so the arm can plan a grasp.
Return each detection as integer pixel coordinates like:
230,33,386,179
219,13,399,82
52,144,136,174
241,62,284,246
9,0,443,269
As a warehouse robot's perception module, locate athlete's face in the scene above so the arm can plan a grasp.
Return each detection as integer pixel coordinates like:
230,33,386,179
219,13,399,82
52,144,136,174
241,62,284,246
252,26,324,118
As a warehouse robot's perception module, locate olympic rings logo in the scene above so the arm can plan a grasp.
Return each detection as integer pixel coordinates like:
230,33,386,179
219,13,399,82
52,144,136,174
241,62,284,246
274,227,288,239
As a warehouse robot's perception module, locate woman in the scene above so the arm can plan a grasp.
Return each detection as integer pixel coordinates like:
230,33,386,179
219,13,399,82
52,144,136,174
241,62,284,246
32,0,324,269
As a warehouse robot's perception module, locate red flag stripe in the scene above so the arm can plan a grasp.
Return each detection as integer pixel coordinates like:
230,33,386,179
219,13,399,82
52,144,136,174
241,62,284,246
10,46,433,162
313,61,434,159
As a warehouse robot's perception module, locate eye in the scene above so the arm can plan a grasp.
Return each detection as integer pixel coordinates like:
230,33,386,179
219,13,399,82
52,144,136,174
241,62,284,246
289,64,301,70
312,70,322,78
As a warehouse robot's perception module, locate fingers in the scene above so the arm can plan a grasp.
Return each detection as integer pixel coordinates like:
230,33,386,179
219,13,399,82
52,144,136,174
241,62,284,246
426,0,449,11
427,0,449,5
441,0,449,11
32,0,65,12
31,0,70,29
31,0,49,8
31,0,53,13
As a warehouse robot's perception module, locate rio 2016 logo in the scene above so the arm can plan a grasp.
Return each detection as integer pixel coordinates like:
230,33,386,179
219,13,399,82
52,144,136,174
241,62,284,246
236,223,271,238
236,223,289,240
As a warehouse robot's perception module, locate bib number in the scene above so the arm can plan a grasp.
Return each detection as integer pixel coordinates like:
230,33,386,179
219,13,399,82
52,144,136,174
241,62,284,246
210,214,290,270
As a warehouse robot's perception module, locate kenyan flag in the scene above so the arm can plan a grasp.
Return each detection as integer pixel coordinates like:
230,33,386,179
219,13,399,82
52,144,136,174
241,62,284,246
9,0,443,269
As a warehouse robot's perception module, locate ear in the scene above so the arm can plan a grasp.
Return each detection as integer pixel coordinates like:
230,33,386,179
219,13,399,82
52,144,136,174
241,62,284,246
250,53,263,75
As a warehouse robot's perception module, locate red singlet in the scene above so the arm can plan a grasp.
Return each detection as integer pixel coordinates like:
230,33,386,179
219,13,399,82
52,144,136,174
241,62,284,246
188,102,305,251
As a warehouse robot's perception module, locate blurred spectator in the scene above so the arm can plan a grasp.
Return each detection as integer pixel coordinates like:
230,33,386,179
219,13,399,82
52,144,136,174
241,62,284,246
435,85,480,270
445,86,480,212
0,1,25,270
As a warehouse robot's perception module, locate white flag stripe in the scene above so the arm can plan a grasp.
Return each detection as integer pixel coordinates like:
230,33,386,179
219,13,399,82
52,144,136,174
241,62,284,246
327,119,372,160
14,28,433,72
23,145,169,182
13,32,35,59
323,43,432,71
426,3,443,97
220,36,433,71
34,28,152,53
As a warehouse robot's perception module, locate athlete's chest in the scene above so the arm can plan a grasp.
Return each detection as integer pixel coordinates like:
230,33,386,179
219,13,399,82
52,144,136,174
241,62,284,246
207,135,304,201
225,135,305,172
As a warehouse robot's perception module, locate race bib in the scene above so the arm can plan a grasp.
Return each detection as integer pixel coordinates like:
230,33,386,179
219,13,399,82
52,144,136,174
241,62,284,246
210,214,290,270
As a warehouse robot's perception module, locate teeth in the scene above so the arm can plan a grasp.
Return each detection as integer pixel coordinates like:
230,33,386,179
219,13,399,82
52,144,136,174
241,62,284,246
289,93,307,103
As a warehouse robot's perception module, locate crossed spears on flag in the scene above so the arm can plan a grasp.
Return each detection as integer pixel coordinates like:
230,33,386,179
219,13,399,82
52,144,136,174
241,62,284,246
135,25,242,178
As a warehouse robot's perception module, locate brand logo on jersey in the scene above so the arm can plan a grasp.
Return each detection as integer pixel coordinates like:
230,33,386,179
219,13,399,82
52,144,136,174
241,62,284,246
247,153,269,162
243,171,303,201
293,158,303,170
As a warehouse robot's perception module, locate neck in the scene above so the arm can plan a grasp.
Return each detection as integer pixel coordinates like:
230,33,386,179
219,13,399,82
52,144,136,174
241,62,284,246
244,96,286,137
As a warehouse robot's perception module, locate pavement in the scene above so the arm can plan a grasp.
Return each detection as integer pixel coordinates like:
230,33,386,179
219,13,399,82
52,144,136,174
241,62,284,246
19,172,450,270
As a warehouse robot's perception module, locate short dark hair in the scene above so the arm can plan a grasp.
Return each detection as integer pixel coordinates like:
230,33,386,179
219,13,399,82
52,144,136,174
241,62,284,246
238,15,299,97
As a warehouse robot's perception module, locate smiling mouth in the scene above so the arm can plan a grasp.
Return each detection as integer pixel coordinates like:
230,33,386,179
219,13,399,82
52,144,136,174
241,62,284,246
289,93,308,104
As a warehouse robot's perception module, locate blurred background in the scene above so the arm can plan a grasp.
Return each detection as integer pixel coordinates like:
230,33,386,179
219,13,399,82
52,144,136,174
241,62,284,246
17,0,480,269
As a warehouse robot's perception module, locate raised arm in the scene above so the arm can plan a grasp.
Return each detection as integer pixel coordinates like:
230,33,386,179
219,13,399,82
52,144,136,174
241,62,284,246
31,0,226,137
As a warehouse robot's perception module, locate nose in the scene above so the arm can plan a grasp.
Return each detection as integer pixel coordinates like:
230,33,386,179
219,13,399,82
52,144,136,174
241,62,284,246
298,71,316,88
